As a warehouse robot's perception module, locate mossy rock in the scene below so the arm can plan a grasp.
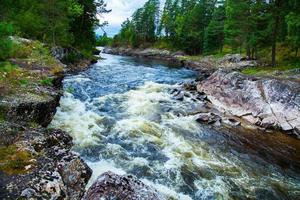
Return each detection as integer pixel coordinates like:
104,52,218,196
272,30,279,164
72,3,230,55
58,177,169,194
0,145,35,175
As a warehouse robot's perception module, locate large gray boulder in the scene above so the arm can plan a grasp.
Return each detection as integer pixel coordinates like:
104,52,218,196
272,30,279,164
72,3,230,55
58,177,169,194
0,125,92,199
84,171,165,200
197,70,300,137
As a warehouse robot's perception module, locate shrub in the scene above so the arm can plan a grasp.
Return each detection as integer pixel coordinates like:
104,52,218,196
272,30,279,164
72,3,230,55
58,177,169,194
0,23,13,61
40,77,53,86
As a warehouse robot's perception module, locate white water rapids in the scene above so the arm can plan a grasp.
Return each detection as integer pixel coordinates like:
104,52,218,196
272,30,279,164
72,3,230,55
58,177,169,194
50,53,300,200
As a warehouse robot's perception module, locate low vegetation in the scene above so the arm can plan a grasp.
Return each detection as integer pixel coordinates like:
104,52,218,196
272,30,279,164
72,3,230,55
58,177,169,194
242,44,300,76
0,145,34,175
0,39,64,96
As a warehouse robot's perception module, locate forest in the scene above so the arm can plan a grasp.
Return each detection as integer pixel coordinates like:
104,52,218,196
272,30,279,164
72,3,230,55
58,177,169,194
0,0,110,60
107,0,300,67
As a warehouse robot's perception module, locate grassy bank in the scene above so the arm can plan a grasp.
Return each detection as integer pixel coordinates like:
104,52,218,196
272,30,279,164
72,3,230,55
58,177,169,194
0,39,64,96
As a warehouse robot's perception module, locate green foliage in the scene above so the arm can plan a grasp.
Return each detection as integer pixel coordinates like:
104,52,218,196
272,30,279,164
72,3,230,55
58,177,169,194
111,0,299,67
19,79,29,87
242,64,300,75
0,62,18,73
112,0,160,48
0,0,110,54
0,23,13,61
96,33,112,46
286,12,300,56
11,40,62,70
204,3,225,54
70,0,111,52
40,77,53,86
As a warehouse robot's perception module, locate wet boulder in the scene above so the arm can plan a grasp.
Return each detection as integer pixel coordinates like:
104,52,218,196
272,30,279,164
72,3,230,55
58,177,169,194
84,171,165,200
183,82,197,91
223,118,241,127
174,91,185,101
196,113,221,125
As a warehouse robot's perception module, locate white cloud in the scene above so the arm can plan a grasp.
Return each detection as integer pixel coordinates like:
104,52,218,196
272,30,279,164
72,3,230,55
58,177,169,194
97,0,166,37
97,0,148,36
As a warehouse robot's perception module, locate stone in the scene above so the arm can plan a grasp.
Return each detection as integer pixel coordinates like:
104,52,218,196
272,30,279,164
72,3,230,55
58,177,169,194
183,83,197,91
242,115,260,125
224,118,241,126
175,92,184,101
196,113,211,123
196,113,221,125
0,126,92,199
198,70,300,137
84,171,164,200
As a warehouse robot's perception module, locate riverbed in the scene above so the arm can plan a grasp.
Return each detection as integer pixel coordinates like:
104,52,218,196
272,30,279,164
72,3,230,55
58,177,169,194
50,52,300,200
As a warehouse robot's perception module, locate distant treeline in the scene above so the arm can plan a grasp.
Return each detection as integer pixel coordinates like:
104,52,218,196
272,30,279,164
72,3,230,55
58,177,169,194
0,0,110,55
109,0,300,66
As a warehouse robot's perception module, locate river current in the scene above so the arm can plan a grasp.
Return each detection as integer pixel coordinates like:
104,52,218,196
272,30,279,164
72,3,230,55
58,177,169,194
50,53,300,200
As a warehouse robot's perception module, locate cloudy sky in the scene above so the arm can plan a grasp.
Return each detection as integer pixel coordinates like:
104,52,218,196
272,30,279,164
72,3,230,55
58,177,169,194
97,0,148,37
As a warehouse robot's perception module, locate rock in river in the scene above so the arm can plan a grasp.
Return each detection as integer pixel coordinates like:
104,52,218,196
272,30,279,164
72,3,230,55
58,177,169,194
84,171,165,200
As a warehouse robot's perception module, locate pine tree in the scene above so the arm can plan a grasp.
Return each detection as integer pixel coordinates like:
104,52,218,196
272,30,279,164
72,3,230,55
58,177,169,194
224,0,251,54
286,0,300,56
204,1,226,53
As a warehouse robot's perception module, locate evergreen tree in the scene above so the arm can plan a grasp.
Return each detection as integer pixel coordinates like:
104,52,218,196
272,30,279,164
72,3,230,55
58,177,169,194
224,0,250,53
204,1,225,53
0,23,13,61
286,0,300,56
112,0,299,65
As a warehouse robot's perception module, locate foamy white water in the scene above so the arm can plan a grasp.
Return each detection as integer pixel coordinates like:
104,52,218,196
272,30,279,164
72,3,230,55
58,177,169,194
50,53,300,200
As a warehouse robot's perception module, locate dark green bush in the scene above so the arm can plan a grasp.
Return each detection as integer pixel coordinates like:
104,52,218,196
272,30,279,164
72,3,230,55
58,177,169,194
0,23,13,61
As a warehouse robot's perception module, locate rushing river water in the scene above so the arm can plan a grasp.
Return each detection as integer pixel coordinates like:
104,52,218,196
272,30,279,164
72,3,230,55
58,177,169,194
51,53,300,200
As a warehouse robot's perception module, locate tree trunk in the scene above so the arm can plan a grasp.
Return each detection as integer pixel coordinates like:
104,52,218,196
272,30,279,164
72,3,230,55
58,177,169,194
271,17,279,67
296,48,298,57
246,46,251,59
271,1,280,67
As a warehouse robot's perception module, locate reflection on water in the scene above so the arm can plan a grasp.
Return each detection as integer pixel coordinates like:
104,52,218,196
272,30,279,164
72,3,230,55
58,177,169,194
50,53,300,200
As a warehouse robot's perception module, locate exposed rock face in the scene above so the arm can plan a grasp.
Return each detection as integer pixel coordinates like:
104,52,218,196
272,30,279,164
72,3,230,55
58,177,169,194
0,123,92,199
51,46,84,62
84,171,165,200
197,70,300,137
0,90,61,127
51,46,97,73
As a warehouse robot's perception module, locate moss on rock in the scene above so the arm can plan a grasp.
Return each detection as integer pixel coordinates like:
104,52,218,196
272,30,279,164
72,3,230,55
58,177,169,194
0,145,35,175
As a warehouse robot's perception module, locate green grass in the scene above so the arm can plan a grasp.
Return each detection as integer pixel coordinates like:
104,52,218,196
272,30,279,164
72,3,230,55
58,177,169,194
11,41,61,70
40,77,53,86
0,62,19,73
0,145,34,175
242,64,300,75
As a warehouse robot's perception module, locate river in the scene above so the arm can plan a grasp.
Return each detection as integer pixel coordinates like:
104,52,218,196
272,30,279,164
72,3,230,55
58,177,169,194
50,52,300,200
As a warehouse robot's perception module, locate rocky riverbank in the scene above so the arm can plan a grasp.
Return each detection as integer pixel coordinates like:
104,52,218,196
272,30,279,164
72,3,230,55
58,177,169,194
0,38,96,199
103,47,257,74
104,47,300,138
